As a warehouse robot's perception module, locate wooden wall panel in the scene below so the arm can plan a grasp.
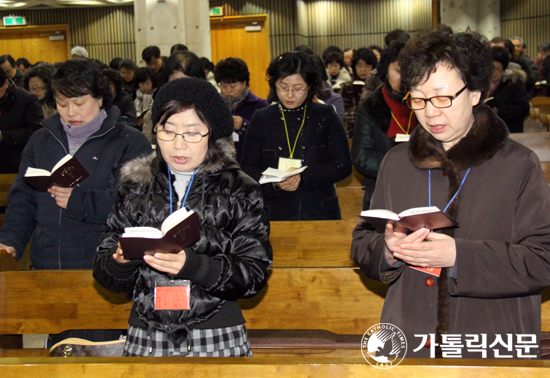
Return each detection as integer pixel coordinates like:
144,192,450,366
0,6,134,65
0,25,69,65
210,15,271,99
501,0,550,61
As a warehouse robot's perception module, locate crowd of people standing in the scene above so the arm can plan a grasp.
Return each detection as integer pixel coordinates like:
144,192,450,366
1,26,550,359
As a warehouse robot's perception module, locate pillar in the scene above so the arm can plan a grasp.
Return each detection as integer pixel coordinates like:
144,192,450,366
134,0,211,65
440,0,501,40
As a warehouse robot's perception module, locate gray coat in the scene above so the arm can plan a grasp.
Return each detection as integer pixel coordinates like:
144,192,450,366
352,104,550,358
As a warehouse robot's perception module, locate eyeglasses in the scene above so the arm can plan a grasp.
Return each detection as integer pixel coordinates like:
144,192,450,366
219,83,241,91
29,86,45,91
276,85,308,95
155,126,209,143
402,85,467,110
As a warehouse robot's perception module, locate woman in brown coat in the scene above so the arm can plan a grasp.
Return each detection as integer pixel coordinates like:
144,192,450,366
351,28,550,359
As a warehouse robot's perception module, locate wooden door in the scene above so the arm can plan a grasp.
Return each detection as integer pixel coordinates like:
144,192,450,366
210,15,271,100
0,24,69,65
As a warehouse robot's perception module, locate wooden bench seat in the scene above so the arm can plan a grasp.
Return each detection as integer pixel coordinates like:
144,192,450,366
1,354,550,377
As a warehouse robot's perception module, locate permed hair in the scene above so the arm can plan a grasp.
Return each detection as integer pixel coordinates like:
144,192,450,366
266,51,323,104
491,46,510,71
214,57,250,86
352,48,378,73
399,27,493,100
134,67,158,88
165,51,206,80
52,59,112,109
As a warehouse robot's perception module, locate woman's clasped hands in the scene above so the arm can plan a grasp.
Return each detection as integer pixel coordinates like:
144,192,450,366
384,223,457,268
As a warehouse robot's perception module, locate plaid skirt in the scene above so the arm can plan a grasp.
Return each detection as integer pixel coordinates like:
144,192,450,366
123,324,253,357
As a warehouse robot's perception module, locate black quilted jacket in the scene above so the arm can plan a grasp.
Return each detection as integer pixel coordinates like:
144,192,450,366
93,138,272,342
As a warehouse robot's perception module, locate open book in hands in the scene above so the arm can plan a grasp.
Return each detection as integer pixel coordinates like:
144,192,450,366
359,206,458,233
24,154,89,192
119,207,201,260
259,166,308,185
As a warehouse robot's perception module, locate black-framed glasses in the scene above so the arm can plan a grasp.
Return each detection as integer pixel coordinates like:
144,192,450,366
154,125,209,143
402,85,467,110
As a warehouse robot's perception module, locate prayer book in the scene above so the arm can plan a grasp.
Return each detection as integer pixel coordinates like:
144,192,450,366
359,206,458,232
120,207,201,260
259,166,308,184
24,154,89,192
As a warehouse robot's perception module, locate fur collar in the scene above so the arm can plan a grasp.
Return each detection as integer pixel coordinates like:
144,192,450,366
119,136,236,186
409,103,508,172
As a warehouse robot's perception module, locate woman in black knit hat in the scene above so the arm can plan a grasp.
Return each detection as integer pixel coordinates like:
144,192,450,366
93,78,273,357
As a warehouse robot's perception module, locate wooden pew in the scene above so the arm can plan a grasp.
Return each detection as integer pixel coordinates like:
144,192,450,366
531,97,550,131
1,354,550,377
269,220,357,268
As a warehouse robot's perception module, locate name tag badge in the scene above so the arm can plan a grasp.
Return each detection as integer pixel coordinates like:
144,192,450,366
154,280,190,311
232,131,239,142
278,157,302,171
395,134,410,143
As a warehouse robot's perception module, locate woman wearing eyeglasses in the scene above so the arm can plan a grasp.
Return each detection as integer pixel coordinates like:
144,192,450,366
214,57,268,162
94,78,272,357
23,64,57,118
351,40,418,210
241,51,352,221
352,28,550,359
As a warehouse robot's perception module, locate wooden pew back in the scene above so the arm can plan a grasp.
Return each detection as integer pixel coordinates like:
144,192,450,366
0,268,384,336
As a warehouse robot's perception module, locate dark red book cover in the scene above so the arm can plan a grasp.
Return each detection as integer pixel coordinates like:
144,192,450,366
120,211,201,260
24,156,89,192
360,207,458,233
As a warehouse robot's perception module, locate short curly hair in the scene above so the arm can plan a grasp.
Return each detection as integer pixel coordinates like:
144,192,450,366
266,51,323,104
352,48,378,74
214,57,250,86
399,27,493,100
52,59,112,109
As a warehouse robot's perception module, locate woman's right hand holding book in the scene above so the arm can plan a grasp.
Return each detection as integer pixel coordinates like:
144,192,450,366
384,224,429,265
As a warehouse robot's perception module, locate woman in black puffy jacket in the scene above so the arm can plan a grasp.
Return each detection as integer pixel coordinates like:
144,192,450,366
93,78,272,357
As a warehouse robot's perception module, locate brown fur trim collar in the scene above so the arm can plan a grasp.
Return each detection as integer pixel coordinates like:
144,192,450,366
119,136,236,186
407,103,508,356
409,103,508,172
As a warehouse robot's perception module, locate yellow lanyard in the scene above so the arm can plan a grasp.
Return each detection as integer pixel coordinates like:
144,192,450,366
390,110,414,135
281,105,307,158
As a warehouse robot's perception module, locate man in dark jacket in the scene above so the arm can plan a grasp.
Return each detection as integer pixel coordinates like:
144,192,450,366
0,68,43,173
510,36,539,97
0,54,25,88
